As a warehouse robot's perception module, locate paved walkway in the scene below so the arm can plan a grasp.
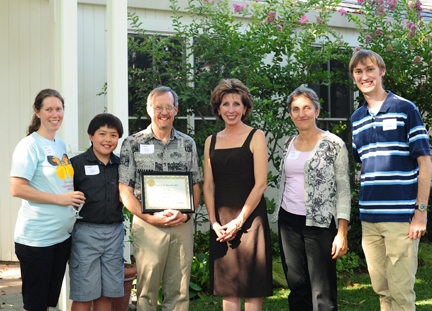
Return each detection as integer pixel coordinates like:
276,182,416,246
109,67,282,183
0,262,61,311
0,262,24,311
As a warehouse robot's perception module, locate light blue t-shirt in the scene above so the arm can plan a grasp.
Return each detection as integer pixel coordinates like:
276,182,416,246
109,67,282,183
10,132,76,247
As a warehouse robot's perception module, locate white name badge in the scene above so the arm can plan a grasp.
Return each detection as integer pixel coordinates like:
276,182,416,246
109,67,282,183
43,146,55,156
383,119,397,131
85,165,100,175
287,151,301,160
140,144,154,154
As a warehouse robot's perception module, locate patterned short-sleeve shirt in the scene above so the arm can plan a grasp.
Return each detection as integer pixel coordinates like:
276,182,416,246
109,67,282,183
119,125,203,201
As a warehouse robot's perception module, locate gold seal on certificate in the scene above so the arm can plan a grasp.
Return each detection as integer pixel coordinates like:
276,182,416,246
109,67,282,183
140,172,194,213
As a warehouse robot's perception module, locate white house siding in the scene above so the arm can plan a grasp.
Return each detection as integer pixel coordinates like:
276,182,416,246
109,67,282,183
0,0,52,262
77,3,107,152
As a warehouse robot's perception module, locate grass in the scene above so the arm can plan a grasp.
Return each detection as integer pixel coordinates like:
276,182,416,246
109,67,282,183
184,264,432,311
149,241,432,310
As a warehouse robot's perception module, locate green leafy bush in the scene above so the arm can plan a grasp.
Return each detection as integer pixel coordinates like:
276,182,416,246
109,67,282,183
269,228,280,258
336,251,361,280
190,252,211,298
191,231,211,296
193,230,210,256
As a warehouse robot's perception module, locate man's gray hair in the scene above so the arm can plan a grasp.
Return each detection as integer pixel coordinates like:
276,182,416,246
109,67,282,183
146,86,179,107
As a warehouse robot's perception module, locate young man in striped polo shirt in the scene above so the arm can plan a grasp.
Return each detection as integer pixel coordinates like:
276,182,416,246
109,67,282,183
350,49,431,311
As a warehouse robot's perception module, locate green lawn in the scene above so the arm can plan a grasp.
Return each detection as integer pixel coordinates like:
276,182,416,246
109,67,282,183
184,265,432,311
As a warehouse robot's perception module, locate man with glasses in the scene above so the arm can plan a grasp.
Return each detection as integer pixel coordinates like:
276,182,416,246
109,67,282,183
119,86,202,311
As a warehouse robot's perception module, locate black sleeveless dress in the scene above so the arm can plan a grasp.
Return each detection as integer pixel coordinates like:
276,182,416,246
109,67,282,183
209,129,273,297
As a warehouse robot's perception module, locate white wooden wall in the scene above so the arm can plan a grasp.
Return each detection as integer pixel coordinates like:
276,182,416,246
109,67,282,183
0,0,52,262
77,3,107,152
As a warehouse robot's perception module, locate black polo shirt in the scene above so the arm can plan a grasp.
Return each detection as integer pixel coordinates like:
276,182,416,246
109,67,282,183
71,146,124,224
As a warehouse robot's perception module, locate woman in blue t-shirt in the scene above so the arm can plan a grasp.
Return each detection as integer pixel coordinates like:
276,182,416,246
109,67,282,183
10,89,86,311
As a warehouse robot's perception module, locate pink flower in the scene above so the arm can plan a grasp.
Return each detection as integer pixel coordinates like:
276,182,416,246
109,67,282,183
354,46,363,53
366,34,373,43
408,1,413,8
377,5,386,15
357,0,365,4
265,10,276,23
339,8,348,16
387,0,397,11
297,14,308,25
316,15,326,25
277,24,283,32
375,28,383,36
406,21,415,29
233,3,245,13
415,0,423,11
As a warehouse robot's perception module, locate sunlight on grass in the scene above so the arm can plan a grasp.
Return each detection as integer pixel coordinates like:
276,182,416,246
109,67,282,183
416,300,432,306
340,283,373,291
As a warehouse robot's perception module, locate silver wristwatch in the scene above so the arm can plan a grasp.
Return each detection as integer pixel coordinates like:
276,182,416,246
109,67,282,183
415,203,428,212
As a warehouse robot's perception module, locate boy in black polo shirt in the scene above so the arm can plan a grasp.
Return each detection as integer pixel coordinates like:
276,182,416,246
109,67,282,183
69,113,124,311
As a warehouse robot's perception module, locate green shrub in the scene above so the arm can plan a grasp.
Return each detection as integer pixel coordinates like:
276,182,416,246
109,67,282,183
418,241,432,267
190,252,210,298
193,230,210,256
269,228,280,258
336,251,361,281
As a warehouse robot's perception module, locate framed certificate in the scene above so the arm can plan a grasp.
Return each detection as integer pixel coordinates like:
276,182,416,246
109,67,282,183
140,171,195,213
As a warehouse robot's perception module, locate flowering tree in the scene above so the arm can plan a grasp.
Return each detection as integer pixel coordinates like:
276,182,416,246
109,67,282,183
345,0,432,128
127,0,432,262
128,0,350,175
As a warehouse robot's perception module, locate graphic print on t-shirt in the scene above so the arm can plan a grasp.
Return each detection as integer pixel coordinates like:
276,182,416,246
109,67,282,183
47,153,74,180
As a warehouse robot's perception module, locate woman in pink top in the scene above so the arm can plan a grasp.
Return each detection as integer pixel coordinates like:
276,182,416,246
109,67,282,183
272,86,351,311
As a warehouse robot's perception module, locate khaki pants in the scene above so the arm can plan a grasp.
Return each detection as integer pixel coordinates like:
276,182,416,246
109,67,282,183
362,221,419,311
132,217,193,311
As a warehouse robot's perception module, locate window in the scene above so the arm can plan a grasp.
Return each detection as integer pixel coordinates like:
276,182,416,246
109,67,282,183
128,34,184,133
309,57,353,139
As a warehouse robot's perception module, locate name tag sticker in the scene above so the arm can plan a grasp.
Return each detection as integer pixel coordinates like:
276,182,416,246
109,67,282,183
140,144,154,154
85,165,100,175
43,146,55,156
383,119,397,131
287,151,301,160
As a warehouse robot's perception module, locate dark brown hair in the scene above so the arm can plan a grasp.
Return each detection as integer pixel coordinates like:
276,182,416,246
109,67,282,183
27,89,65,136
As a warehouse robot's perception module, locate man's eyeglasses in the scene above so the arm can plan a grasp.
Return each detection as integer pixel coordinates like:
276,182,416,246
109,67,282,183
152,105,176,112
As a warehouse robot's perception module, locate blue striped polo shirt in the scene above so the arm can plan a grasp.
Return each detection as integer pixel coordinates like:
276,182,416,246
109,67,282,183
351,91,430,223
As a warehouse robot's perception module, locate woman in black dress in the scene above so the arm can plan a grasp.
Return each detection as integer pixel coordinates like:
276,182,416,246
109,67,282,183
203,79,272,311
